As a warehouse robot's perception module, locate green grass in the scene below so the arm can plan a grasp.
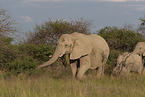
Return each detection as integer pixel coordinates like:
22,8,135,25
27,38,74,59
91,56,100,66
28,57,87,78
0,71,145,97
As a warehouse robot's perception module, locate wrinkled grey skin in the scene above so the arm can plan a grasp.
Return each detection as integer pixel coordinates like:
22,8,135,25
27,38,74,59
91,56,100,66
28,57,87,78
38,32,110,80
133,42,145,56
112,52,144,76
133,42,145,64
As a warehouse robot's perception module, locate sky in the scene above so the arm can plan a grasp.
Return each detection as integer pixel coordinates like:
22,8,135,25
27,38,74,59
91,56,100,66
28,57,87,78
0,0,145,34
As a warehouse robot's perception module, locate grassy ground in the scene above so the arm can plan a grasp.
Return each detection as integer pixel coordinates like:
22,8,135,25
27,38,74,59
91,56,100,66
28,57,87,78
0,70,145,97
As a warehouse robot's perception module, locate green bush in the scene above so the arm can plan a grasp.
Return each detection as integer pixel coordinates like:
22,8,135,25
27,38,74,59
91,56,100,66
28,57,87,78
104,50,122,75
19,44,54,62
5,56,40,75
0,36,47,75
98,26,145,52
0,36,19,70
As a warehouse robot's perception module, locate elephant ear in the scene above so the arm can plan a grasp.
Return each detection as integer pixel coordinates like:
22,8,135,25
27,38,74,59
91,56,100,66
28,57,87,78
70,38,92,60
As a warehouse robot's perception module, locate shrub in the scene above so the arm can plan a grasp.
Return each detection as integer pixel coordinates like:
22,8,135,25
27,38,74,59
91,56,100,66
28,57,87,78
98,26,145,52
5,56,40,75
0,36,44,75
18,44,54,62
0,35,19,70
104,50,122,75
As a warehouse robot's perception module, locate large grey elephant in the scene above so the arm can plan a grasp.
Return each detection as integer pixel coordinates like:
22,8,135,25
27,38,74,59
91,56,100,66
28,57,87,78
38,32,110,80
112,52,144,76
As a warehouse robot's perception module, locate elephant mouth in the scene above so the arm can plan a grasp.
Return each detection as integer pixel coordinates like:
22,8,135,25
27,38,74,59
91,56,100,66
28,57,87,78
60,51,70,57
65,51,70,54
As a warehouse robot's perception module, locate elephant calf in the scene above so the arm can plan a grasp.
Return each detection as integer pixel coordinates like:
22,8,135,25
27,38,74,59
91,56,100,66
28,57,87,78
112,52,144,76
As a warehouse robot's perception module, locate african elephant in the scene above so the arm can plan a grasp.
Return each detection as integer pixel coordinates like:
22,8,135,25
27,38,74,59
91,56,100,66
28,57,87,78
112,52,144,76
133,42,145,64
38,32,110,80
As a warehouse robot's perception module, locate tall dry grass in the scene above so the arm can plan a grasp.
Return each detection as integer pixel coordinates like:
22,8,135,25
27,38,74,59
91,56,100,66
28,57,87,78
0,71,145,97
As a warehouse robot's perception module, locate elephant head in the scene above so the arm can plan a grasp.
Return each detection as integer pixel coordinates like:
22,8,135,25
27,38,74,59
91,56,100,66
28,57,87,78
38,32,92,68
133,42,145,57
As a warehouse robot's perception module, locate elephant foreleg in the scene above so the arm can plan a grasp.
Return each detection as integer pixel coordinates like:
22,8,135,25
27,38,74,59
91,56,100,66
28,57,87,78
77,55,90,80
97,65,104,78
70,61,77,78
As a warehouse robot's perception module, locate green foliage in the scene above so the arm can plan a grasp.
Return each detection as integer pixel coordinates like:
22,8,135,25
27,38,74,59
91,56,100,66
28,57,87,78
98,26,145,52
5,56,40,75
0,35,47,75
0,35,13,45
26,18,92,46
138,15,145,34
104,50,122,75
0,35,19,70
19,44,54,62
0,8,16,35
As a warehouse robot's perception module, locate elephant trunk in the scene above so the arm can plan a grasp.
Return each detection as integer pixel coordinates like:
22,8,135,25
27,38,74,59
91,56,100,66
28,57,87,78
112,64,122,76
64,53,70,67
38,46,64,69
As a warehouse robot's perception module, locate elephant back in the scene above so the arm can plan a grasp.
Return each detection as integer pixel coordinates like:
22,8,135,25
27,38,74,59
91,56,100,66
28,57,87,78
89,34,109,54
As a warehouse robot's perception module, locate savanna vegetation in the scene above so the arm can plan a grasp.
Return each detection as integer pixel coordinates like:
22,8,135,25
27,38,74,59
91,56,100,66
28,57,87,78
0,8,145,97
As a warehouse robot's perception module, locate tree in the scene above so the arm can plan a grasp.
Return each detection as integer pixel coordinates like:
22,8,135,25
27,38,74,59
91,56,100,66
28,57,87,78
0,35,18,70
0,8,16,35
0,8,17,69
98,26,145,52
25,18,92,46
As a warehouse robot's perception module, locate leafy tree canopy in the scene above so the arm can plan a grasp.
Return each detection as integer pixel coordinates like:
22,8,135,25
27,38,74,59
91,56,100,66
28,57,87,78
98,26,145,52
0,8,16,35
25,18,92,46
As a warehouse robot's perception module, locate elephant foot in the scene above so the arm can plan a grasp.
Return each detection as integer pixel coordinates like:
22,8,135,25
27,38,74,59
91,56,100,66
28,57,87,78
97,72,104,79
83,75,87,79
77,75,87,80
71,77,77,81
